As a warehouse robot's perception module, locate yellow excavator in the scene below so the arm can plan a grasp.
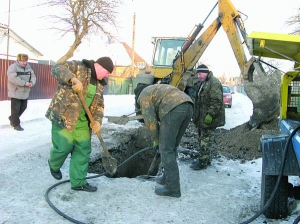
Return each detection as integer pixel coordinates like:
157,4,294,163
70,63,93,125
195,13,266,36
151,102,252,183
141,0,298,129
139,0,300,220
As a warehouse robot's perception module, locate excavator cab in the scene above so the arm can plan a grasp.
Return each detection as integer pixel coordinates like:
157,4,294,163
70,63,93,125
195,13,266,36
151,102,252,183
152,37,186,67
147,37,188,81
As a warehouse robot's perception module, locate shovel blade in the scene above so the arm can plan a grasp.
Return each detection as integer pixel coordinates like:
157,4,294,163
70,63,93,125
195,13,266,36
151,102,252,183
106,116,129,125
106,115,143,125
102,156,118,175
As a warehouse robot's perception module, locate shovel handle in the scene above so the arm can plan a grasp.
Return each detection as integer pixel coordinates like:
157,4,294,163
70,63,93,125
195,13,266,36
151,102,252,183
78,92,111,158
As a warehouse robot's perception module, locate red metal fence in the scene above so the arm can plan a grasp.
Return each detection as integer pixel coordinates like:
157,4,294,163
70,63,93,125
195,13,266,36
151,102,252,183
0,59,57,101
0,59,137,101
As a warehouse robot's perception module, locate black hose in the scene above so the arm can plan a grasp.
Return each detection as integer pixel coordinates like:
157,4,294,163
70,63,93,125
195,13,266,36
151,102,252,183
293,214,300,224
44,146,152,224
45,179,86,224
240,125,300,224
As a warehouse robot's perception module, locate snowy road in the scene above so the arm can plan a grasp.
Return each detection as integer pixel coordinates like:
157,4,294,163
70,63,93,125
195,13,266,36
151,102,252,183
0,93,300,223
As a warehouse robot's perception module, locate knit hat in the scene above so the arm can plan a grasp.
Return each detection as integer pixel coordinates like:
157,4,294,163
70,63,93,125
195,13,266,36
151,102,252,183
17,54,28,61
136,70,154,85
196,64,209,73
96,57,114,73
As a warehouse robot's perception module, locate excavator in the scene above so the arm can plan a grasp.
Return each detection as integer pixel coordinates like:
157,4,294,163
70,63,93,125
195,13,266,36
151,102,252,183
136,0,300,221
142,0,283,129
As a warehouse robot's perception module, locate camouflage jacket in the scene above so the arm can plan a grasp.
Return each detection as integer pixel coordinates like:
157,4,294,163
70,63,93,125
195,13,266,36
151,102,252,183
45,60,105,132
193,72,225,129
137,84,193,143
7,61,36,99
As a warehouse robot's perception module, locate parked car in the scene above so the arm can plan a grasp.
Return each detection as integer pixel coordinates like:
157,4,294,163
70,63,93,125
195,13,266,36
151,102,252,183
222,85,232,108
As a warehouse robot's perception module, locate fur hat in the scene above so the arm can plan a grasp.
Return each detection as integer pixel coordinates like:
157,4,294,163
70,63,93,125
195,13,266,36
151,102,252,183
17,54,28,61
96,57,114,73
196,64,209,73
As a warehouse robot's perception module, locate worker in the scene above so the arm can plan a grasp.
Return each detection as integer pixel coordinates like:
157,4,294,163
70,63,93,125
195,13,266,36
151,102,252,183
191,64,225,170
45,57,114,192
7,53,37,131
134,71,194,198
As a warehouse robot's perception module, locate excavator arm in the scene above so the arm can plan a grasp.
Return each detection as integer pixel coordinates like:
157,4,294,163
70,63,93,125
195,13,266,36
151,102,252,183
142,0,296,128
170,17,222,88
170,0,255,90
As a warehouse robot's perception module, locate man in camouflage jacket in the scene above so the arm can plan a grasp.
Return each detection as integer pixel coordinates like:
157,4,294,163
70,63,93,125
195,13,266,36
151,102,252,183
45,57,114,192
135,79,193,198
191,64,225,170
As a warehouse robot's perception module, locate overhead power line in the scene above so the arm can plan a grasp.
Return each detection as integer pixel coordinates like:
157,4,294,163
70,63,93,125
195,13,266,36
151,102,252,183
0,3,47,15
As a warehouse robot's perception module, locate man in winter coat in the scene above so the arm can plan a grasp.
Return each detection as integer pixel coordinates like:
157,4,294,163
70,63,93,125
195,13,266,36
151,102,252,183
134,73,193,198
7,53,37,131
191,64,225,170
45,57,114,192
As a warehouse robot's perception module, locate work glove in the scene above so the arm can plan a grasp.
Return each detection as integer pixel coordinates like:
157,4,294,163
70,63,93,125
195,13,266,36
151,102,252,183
71,77,83,93
204,114,212,125
153,141,159,153
91,121,101,133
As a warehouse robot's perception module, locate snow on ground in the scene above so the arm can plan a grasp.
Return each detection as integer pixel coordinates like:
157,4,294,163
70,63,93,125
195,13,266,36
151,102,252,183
0,93,300,224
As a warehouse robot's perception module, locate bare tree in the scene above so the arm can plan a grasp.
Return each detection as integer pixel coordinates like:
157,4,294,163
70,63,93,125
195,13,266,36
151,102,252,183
44,0,122,63
219,73,227,84
285,7,300,35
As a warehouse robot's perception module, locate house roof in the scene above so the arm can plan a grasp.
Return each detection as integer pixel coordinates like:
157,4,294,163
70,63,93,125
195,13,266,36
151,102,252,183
120,42,150,67
106,41,149,67
0,24,43,57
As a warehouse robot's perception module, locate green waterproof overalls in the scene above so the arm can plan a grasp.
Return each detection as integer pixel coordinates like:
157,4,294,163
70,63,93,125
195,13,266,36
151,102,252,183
49,84,96,188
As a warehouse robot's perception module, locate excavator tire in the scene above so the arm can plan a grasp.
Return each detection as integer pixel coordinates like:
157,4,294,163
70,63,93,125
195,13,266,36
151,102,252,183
260,174,288,219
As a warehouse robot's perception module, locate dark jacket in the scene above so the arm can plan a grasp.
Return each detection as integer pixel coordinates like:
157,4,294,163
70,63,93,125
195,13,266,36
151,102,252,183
7,61,36,99
137,84,194,142
45,60,105,132
193,71,225,129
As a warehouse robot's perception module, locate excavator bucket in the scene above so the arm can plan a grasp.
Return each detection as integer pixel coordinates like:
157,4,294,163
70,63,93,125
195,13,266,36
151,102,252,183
244,59,281,129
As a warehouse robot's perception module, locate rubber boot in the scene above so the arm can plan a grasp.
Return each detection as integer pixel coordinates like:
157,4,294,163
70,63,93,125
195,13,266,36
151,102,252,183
154,185,181,198
190,159,207,170
155,173,166,185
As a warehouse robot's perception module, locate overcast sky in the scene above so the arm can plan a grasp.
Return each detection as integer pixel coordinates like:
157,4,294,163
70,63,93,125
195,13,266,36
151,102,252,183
0,0,298,76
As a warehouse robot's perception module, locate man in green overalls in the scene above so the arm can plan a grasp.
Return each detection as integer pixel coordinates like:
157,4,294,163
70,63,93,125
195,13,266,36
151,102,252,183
45,57,114,192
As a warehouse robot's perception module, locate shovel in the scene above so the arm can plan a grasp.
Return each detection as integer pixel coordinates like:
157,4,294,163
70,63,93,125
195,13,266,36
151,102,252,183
105,115,143,125
147,151,161,176
78,92,118,175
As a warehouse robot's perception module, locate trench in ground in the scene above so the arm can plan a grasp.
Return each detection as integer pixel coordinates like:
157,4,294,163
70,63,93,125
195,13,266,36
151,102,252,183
88,126,160,178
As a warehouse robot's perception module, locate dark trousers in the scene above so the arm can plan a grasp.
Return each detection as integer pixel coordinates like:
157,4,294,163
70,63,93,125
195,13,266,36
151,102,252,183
9,98,28,127
159,102,193,191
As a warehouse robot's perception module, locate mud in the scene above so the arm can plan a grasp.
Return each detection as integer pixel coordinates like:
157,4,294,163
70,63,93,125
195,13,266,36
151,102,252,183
244,69,281,128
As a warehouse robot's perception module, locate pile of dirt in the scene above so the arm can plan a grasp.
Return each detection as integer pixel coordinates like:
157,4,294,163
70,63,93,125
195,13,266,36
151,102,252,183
179,119,281,163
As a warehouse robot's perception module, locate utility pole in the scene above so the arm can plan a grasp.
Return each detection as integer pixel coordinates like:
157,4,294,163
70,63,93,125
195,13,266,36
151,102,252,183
6,0,11,60
129,1,136,94
131,12,136,78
